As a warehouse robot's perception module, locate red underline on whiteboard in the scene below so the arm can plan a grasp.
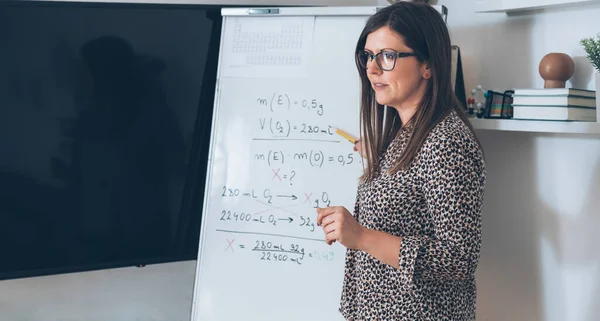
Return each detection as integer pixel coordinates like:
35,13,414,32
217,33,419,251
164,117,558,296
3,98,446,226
252,138,340,143
216,229,325,242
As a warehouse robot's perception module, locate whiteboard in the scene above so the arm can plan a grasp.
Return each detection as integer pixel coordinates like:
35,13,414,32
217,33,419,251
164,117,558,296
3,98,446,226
190,5,447,321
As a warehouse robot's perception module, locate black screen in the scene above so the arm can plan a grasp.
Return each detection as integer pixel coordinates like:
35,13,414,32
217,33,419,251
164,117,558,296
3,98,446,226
0,1,222,279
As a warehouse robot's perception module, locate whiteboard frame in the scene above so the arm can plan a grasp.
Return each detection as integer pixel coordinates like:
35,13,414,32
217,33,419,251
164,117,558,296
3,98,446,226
190,4,448,320
222,5,448,22
221,6,379,16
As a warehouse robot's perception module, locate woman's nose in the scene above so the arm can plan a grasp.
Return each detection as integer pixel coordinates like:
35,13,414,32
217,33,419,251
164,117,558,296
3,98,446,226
366,59,382,74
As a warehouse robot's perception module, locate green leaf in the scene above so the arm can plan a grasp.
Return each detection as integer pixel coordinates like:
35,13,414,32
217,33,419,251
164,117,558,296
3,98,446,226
580,32,600,73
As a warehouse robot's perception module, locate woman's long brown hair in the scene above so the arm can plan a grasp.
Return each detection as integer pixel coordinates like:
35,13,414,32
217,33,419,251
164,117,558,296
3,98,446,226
355,2,482,181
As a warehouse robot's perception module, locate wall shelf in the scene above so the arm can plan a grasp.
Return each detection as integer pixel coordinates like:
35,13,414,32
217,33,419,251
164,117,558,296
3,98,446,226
470,118,600,135
475,0,600,13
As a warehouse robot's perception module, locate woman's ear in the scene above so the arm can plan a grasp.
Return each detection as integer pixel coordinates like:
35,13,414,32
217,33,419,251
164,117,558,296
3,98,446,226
421,63,431,79
423,65,431,79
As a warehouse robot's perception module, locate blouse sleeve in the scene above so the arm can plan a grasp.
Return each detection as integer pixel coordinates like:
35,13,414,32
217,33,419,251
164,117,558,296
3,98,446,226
398,133,486,285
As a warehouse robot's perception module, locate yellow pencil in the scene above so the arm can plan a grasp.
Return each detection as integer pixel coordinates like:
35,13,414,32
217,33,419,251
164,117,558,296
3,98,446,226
332,127,358,144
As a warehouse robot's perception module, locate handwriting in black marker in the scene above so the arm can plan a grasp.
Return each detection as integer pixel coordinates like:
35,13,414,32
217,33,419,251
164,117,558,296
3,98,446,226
256,93,324,116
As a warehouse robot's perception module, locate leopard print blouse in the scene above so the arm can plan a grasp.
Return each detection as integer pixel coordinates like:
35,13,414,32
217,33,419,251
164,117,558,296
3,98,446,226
339,110,486,321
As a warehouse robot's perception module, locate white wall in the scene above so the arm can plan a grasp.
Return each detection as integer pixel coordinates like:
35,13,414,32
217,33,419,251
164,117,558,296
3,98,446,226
2,1,600,321
0,261,197,321
434,1,600,320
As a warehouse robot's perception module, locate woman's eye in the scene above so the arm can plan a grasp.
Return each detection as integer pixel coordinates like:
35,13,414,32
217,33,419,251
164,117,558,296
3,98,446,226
383,53,395,60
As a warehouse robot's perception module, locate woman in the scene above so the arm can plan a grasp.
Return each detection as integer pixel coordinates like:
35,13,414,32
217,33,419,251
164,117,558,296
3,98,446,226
316,2,486,320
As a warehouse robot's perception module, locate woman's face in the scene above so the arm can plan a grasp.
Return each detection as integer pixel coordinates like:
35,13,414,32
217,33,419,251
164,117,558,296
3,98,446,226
363,26,429,109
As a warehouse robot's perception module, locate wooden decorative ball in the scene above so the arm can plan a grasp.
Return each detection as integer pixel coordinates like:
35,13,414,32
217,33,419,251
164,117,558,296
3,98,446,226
539,52,575,88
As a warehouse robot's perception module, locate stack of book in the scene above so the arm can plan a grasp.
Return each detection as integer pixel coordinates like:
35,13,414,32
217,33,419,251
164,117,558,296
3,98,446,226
511,88,596,121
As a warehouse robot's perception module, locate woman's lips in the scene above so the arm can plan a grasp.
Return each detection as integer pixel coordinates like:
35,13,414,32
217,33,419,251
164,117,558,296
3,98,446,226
372,82,388,91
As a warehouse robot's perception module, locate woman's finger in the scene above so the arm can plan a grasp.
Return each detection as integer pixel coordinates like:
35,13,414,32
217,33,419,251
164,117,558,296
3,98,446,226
316,206,336,226
325,230,338,245
320,213,337,229
323,220,337,234
354,139,366,158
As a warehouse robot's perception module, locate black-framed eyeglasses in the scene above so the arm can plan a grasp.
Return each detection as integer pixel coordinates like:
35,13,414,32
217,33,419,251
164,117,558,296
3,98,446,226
357,50,418,71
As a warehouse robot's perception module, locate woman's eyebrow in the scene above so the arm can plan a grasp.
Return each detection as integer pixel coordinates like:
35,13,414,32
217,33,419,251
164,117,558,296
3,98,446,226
363,47,404,53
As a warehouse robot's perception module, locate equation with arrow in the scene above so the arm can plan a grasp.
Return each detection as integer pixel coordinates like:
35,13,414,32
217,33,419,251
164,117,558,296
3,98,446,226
219,210,315,232
220,185,331,208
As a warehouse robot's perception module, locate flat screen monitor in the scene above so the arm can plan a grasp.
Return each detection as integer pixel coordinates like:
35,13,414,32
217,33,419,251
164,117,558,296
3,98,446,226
0,0,222,280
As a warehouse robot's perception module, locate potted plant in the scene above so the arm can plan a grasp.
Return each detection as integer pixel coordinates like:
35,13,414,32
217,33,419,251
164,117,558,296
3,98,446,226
580,33,600,122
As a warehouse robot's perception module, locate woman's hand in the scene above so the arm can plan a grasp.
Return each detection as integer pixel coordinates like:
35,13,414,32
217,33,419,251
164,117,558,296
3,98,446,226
316,206,365,249
353,138,366,158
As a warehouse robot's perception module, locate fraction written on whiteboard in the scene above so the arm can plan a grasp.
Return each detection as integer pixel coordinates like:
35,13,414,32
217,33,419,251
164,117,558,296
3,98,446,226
219,233,337,266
